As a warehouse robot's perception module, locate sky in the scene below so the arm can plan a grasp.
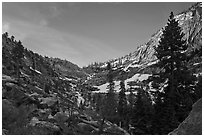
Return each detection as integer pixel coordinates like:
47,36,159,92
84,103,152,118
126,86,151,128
2,2,195,67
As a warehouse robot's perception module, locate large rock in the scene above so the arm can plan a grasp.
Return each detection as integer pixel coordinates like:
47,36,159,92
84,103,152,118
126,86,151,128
77,122,97,134
169,98,202,135
29,117,60,134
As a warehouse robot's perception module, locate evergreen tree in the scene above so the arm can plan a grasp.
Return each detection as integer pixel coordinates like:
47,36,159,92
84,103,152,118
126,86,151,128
131,87,145,134
98,63,117,134
130,81,153,134
193,75,202,101
11,35,14,42
31,56,36,80
127,81,137,111
3,32,8,38
95,93,103,112
117,80,127,127
12,40,24,80
151,12,196,134
32,56,36,70
126,81,137,132
152,90,178,134
104,62,117,122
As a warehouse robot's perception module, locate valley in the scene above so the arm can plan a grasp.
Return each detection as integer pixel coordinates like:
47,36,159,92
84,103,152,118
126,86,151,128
2,2,202,135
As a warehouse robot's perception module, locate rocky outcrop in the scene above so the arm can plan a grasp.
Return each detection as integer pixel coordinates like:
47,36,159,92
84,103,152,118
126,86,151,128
84,2,202,86
169,98,202,135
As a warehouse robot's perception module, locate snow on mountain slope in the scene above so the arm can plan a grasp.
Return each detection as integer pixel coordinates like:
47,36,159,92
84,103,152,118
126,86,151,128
30,67,42,75
93,73,151,93
126,74,151,82
85,3,202,88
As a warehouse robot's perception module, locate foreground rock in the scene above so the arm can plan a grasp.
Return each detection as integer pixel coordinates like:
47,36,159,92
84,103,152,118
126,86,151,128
169,98,202,135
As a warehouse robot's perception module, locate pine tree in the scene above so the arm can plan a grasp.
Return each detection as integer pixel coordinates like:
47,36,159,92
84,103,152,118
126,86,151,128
130,81,153,134
151,12,196,134
12,40,24,80
31,56,36,80
3,32,8,38
104,62,117,122
11,35,14,42
95,93,103,112
126,81,137,132
117,80,127,128
98,63,117,134
131,87,144,134
127,81,137,111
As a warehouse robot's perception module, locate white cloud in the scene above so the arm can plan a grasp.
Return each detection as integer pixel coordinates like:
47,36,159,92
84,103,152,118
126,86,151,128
2,13,121,67
2,22,10,33
49,6,61,17
39,19,48,26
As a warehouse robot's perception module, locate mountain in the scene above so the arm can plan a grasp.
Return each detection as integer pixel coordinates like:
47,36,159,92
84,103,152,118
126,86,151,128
83,2,202,92
2,2,202,135
3,32,129,135
2,33,88,84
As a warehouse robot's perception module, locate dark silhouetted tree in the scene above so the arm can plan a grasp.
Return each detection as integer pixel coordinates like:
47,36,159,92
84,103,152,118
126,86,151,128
130,81,153,134
11,35,14,42
99,63,117,134
12,40,24,80
151,12,196,134
104,62,117,120
117,80,127,128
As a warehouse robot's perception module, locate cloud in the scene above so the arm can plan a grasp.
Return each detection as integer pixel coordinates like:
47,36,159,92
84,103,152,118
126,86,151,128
2,3,125,67
49,5,61,17
39,19,48,26
2,14,118,66
2,22,10,33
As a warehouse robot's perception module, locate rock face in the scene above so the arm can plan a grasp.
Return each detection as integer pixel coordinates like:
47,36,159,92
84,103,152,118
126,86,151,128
169,98,202,135
84,2,202,87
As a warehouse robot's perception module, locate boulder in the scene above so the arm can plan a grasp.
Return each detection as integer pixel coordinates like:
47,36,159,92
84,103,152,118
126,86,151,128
169,98,202,135
103,123,130,135
77,122,97,134
2,74,16,82
2,99,19,126
39,97,58,106
29,117,60,133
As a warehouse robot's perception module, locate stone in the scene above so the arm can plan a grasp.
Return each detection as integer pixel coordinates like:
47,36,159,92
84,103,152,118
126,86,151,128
77,122,96,134
169,98,202,135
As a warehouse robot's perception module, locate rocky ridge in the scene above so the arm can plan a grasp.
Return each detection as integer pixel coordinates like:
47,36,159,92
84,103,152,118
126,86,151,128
83,2,202,90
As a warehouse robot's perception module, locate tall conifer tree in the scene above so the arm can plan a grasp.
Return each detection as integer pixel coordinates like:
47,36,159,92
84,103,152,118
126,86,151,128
99,63,117,134
151,12,196,134
12,40,24,80
104,62,117,122
118,80,127,127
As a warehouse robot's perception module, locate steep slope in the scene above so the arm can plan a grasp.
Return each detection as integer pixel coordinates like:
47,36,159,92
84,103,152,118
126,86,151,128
84,2,202,91
2,2,202,135
2,32,129,135
169,98,202,135
45,57,87,79
2,32,87,81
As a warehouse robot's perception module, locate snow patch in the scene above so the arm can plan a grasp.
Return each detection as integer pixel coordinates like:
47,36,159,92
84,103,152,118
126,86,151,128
30,67,42,74
35,86,43,91
64,77,74,81
93,73,151,93
123,63,142,71
146,60,158,66
125,74,151,83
